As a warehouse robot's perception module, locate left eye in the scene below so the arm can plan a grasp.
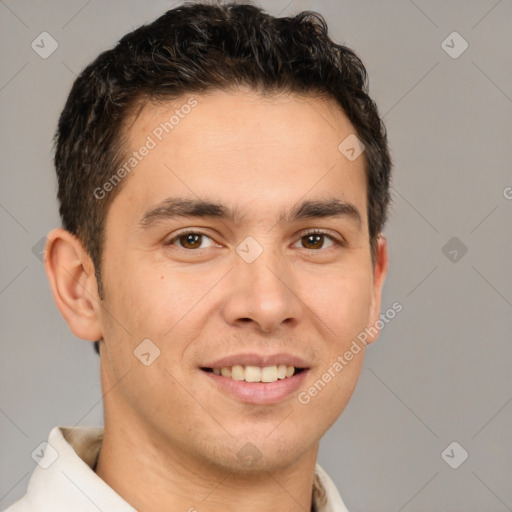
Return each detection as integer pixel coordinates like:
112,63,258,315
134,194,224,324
293,231,339,250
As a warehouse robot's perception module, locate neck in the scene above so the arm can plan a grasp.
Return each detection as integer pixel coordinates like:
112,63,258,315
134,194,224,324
95,417,319,512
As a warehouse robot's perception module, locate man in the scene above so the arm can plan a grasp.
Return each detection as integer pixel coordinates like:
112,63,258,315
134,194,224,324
5,2,391,511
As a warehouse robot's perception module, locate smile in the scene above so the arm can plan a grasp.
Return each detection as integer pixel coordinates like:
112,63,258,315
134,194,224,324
202,365,305,383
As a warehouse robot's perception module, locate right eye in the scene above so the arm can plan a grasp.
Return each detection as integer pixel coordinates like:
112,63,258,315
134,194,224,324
166,230,220,250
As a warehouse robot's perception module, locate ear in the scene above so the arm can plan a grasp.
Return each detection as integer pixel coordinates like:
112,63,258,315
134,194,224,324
365,234,389,345
44,228,103,342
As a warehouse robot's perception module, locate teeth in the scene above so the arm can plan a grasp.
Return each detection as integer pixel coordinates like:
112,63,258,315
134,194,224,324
261,366,277,382
231,365,245,381
211,365,297,383
245,365,261,382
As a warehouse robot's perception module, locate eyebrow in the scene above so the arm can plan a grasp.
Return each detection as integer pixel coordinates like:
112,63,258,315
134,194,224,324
139,197,362,229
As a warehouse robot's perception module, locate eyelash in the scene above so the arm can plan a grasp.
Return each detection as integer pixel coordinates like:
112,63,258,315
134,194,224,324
166,229,345,251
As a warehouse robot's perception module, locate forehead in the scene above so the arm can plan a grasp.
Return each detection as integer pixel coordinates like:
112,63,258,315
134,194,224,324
111,89,367,227
129,88,357,155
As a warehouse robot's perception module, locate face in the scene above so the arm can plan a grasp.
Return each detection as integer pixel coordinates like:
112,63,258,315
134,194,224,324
96,88,387,474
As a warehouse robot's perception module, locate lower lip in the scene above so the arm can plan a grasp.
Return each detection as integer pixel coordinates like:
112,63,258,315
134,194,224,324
201,369,309,405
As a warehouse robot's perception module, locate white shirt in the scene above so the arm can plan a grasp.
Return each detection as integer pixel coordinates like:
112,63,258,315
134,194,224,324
3,426,349,512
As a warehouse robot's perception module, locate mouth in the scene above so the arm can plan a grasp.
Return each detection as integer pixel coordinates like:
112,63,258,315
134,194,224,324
200,363,309,405
201,365,306,383
199,353,310,404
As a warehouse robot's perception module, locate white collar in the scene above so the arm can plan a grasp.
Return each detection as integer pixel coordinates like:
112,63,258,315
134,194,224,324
6,426,349,512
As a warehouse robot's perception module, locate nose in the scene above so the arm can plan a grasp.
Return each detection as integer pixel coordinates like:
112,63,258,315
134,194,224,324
220,243,302,333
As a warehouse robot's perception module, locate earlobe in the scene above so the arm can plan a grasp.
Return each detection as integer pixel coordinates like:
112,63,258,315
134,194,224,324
44,228,103,342
365,234,389,345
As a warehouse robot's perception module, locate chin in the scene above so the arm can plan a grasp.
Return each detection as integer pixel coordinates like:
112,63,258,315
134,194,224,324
202,433,315,476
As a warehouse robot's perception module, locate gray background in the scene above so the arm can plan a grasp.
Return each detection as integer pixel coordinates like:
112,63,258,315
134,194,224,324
1,0,511,510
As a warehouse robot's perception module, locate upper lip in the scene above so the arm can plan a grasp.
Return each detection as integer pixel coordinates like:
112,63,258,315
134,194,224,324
202,353,309,369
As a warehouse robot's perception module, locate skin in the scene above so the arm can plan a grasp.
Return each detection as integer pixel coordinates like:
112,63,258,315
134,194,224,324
45,88,388,512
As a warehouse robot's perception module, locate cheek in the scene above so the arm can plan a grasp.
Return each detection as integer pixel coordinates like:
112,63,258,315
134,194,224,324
307,266,374,340
103,258,171,330
103,261,221,358
299,266,373,424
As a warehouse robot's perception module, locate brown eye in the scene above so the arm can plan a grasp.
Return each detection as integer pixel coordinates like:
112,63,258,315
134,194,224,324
168,231,218,250
178,233,203,249
302,233,325,249
296,230,340,250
